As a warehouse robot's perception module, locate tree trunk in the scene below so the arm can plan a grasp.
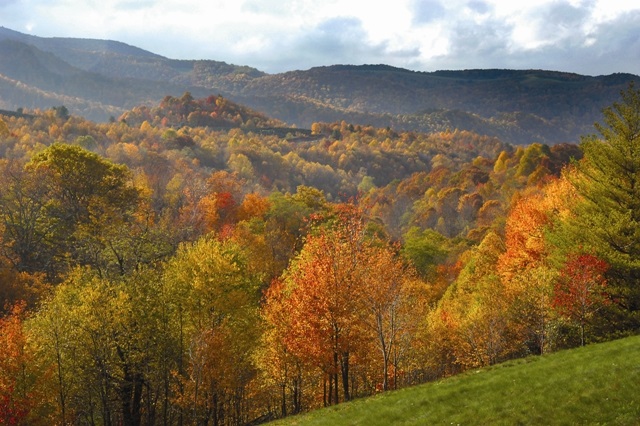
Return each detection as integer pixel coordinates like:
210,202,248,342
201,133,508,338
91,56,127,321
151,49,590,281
281,383,287,417
293,373,301,414
323,375,328,407
382,353,389,391
333,351,339,404
132,372,143,426
341,351,350,401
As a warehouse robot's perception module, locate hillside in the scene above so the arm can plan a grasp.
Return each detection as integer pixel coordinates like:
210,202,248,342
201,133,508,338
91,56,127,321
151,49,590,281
1,86,640,425
234,66,636,144
0,38,213,121
270,335,640,425
0,27,638,144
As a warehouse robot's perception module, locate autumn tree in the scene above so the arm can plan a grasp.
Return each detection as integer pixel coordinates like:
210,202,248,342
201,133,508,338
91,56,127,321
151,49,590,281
0,159,57,275
553,253,609,346
162,235,261,425
0,144,169,280
498,188,558,355
0,303,37,425
257,279,306,418
29,268,172,426
282,212,367,405
276,203,417,404
0,118,9,139
359,242,417,391
260,189,326,277
428,232,514,371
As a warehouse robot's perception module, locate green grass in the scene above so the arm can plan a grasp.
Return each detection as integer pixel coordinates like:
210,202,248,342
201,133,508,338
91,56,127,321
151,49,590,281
270,335,640,425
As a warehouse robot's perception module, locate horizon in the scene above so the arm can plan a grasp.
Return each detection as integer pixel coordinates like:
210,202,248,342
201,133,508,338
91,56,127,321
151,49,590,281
1,25,638,79
0,0,638,76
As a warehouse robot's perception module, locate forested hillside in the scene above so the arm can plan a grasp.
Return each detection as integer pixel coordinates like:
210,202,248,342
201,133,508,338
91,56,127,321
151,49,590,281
0,26,638,145
0,85,638,425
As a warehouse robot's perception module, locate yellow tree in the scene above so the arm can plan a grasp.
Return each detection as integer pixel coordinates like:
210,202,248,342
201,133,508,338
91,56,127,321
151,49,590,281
28,267,172,426
162,235,261,425
360,242,417,391
0,144,155,280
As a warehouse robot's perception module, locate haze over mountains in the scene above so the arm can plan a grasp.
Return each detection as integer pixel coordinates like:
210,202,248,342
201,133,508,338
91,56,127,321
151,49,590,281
0,26,637,145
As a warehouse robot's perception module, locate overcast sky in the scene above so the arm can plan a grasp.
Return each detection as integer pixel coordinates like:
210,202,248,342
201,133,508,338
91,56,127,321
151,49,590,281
0,0,638,75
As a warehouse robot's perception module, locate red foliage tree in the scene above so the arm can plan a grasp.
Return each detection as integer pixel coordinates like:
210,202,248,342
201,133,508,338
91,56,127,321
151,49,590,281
553,253,609,346
0,303,32,425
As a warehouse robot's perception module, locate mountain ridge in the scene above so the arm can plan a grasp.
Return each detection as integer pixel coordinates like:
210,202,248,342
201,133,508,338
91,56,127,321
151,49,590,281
0,26,638,144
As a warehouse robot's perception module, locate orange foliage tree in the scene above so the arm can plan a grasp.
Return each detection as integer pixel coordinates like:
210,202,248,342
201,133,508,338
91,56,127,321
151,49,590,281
0,303,39,425
496,177,578,354
268,203,417,408
553,253,609,346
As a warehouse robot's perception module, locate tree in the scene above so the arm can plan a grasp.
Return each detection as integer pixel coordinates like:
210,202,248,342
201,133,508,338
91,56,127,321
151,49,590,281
428,232,514,370
163,236,260,425
29,263,193,426
497,183,569,355
15,143,163,279
360,243,416,391
569,83,640,325
0,118,9,138
27,143,138,226
51,106,69,120
401,227,448,279
278,203,416,403
257,279,305,418
0,303,31,425
0,160,58,275
0,302,52,425
282,204,377,404
283,224,365,404
553,253,609,346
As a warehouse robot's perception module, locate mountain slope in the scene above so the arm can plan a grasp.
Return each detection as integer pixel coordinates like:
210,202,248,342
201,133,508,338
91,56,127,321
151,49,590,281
0,27,638,144
0,38,213,120
271,335,640,425
233,65,636,143
0,26,265,89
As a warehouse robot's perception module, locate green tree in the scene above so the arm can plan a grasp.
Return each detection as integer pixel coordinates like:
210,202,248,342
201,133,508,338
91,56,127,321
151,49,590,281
569,83,640,326
401,227,448,279
14,143,166,279
0,160,57,275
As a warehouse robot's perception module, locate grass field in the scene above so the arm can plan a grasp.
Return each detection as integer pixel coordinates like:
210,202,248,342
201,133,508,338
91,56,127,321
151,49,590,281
270,335,640,425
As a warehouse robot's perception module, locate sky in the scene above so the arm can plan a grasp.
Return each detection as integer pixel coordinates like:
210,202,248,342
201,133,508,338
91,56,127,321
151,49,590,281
0,0,638,75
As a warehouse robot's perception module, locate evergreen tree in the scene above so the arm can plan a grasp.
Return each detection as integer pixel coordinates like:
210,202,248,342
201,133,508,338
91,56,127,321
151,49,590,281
570,82,640,328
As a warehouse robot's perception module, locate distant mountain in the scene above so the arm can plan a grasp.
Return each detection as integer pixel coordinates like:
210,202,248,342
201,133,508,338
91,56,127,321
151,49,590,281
0,26,264,93
0,26,637,144
231,66,638,144
0,34,213,121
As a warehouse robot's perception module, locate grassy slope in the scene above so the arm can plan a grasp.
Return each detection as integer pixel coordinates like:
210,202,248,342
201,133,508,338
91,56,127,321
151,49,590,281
272,335,640,425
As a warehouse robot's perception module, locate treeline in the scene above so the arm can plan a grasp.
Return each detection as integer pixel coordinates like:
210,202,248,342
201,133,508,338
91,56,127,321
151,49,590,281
0,86,638,425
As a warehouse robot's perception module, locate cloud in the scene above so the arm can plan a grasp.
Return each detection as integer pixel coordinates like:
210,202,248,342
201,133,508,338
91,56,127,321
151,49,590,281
0,0,637,75
467,0,491,14
115,0,157,11
240,17,395,71
429,17,512,70
411,0,446,24
425,5,640,76
520,1,593,48
241,0,297,16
